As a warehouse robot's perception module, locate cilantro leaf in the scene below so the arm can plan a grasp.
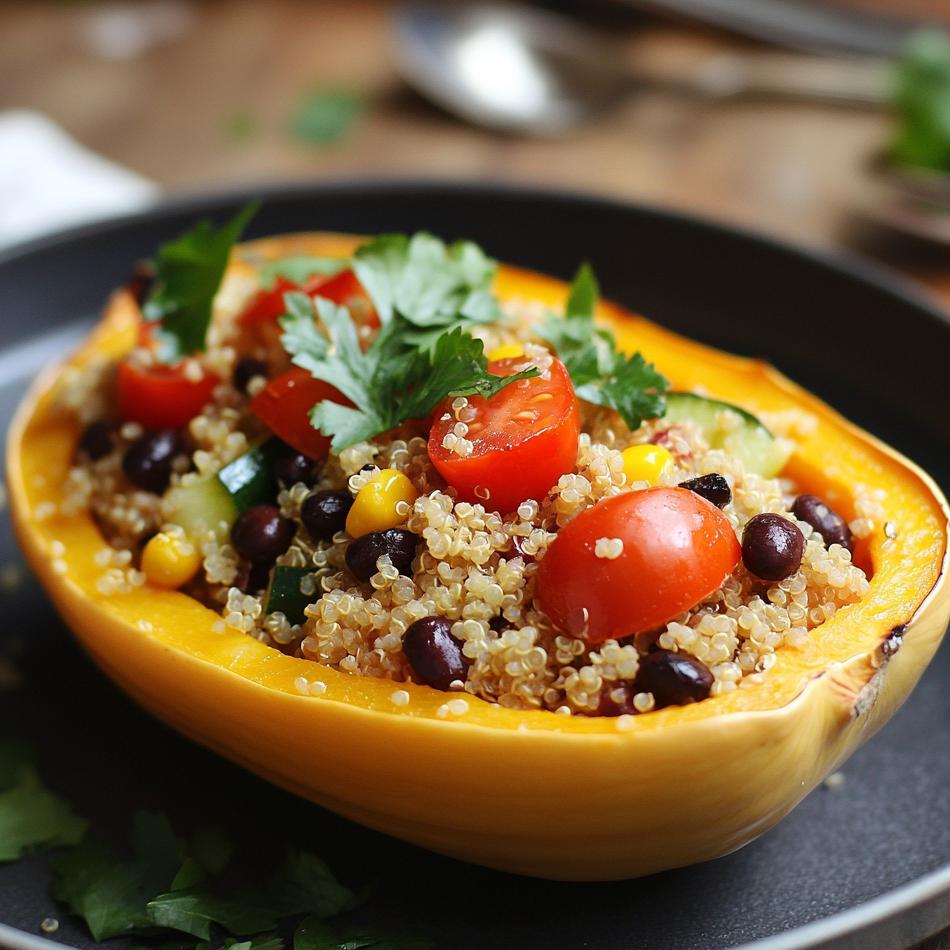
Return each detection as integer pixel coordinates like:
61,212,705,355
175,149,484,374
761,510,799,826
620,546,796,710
227,936,284,950
146,886,278,940
282,298,535,452
565,260,599,318
0,739,33,789
891,30,950,171
539,265,667,431
50,811,181,941
0,764,86,862
259,256,348,289
145,202,258,358
265,848,359,918
352,233,500,333
294,918,431,950
291,89,363,146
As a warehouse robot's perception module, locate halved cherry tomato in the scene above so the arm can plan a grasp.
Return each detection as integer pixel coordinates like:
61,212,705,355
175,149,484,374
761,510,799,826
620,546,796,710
536,487,741,643
117,360,220,430
427,355,580,513
237,268,379,330
311,269,379,329
249,367,347,460
238,276,304,327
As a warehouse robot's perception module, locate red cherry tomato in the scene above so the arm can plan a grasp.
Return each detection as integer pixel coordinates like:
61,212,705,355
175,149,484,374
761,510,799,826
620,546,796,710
249,367,347,460
238,276,304,327
237,268,379,330
116,360,219,430
428,355,580,513
536,487,741,643
312,269,379,329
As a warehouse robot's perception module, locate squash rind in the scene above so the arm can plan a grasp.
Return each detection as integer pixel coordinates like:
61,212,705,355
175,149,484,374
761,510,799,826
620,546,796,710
7,233,949,880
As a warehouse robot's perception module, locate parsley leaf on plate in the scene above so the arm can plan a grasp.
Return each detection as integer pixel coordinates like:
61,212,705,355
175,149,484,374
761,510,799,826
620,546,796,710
225,936,285,950
144,202,258,359
352,233,500,335
0,757,86,862
294,917,432,950
259,255,349,289
146,886,278,940
282,297,536,451
539,264,667,431
50,811,182,941
291,88,363,146
265,847,360,918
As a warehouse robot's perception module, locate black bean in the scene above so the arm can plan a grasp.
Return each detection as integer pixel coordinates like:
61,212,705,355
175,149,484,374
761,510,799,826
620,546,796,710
235,560,273,595
679,473,731,509
792,494,854,553
403,616,470,690
596,684,637,717
232,357,269,395
77,421,115,461
742,513,804,581
126,261,155,306
346,529,417,582
231,505,295,564
634,650,713,709
301,490,353,541
273,451,318,488
121,429,183,493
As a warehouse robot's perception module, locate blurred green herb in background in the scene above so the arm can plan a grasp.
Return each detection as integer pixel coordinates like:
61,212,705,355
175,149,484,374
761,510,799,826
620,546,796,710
291,89,364,146
892,30,950,172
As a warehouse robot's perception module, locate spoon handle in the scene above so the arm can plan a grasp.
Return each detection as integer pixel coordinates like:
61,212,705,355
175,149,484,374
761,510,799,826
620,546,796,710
640,53,890,108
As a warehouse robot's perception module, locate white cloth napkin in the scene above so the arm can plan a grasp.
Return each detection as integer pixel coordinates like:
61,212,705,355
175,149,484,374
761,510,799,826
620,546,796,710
0,111,158,252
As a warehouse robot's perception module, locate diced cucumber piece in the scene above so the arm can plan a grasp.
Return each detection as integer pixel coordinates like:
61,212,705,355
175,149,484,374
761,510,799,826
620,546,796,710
215,439,283,511
265,566,312,625
165,477,238,539
664,392,791,478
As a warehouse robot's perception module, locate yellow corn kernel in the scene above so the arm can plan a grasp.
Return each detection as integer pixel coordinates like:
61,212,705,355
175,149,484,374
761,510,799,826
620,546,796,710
346,469,419,539
621,444,673,486
487,343,525,361
141,531,202,589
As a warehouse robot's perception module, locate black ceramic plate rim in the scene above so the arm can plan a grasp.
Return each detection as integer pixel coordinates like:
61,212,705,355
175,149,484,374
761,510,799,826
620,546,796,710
0,179,947,950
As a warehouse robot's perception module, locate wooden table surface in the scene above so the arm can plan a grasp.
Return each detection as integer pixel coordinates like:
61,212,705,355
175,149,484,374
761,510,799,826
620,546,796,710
2,0,949,308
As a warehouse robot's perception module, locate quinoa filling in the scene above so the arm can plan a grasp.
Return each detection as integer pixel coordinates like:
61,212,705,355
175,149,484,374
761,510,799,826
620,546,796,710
54,217,877,717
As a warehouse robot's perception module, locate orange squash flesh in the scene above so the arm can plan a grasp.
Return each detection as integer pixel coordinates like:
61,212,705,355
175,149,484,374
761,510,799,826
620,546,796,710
8,233,949,880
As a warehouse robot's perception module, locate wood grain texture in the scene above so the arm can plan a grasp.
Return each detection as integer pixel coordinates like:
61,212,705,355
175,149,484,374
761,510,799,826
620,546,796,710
0,0,947,311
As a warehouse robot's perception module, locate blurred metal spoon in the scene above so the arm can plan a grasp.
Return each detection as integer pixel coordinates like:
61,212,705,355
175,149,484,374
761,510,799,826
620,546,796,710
392,1,890,135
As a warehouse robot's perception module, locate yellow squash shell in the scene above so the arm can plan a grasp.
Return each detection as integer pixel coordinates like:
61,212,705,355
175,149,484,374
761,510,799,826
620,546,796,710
8,233,949,880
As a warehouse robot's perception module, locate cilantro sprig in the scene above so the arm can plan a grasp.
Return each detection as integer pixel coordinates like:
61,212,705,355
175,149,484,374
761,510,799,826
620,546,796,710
538,264,668,431
352,232,501,353
281,295,537,452
0,742,86,862
144,202,258,360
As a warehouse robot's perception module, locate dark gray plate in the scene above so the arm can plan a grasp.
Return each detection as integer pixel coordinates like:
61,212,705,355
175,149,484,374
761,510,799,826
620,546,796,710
0,182,948,950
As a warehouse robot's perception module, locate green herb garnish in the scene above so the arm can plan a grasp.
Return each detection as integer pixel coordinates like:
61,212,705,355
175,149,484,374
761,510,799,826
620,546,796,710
352,232,500,350
50,811,182,940
260,255,349,289
0,745,86,862
891,29,950,172
538,264,668,431
144,202,258,359
291,89,363,146
294,917,432,950
146,886,278,941
281,295,537,452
